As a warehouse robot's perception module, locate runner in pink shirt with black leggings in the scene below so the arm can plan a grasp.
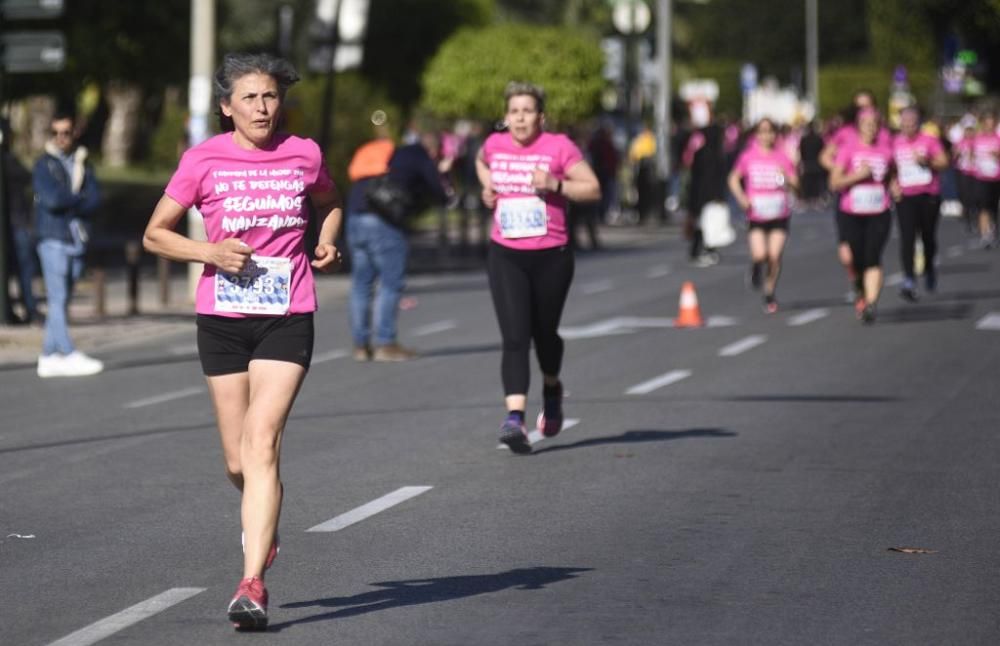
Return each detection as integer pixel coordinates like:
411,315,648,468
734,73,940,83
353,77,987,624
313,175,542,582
728,117,799,313
890,105,949,301
476,81,600,454
829,108,895,324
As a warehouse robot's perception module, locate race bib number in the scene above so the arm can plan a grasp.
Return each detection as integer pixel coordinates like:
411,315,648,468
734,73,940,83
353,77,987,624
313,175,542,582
898,161,932,188
976,155,999,178
215,255,291,315
749,192,787,220
497,196,547,239
848,184,886,214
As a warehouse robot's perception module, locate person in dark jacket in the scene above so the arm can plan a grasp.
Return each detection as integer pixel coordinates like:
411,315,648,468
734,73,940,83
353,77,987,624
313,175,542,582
2,119,39,324
33,110,103,378
345,125,447,362
684,120,728,265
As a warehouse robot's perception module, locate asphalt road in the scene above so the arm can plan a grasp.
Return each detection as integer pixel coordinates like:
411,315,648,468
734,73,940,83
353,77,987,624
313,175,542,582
2,210,999,646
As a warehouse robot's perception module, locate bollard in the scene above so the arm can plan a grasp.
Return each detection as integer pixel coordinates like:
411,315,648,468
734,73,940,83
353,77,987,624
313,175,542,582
92,267,106,320
125,240,141,316
158,256,170,306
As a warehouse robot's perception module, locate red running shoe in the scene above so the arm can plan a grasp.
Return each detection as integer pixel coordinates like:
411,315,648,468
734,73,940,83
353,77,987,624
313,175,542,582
228,576,268,630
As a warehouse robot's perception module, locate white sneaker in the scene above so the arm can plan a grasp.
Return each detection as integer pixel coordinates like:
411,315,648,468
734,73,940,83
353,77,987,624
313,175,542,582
37,353,63,378
38,351,104,378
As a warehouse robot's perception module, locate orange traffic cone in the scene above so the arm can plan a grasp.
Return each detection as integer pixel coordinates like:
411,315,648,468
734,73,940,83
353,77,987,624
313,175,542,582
674,281,704,328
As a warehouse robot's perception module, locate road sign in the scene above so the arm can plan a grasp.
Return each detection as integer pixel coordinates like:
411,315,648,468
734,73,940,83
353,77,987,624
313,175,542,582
1,0,63,20
612,0,651,35
1,31,65,72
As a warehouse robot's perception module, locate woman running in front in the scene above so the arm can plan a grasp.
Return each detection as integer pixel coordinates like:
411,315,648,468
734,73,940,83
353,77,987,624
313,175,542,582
476,81,600,454
820,90,891,302
828,108,894,324
143,52,343,630
728,117,799,313
890,105,949,301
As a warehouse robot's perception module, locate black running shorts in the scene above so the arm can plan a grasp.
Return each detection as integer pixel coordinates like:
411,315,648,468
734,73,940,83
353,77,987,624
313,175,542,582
748,218,790,233
196,313,314,376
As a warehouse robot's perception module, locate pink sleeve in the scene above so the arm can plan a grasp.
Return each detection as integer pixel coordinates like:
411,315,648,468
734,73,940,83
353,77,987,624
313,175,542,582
559,135,584,174
164,150,200,209
780,152,797,176
682,132,704,167
834,146,852,171
311,156,335,194
733,150,749,176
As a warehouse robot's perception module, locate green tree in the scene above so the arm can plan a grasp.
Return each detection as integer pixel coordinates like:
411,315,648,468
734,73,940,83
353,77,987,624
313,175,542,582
361,0,493,109
421,23,604,125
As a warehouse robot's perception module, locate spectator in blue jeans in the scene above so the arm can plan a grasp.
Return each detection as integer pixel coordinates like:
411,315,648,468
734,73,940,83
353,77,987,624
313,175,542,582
345,127,446,362
33,110,103,378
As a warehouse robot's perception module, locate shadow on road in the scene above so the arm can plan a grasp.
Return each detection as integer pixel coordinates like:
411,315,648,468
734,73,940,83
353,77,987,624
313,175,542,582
270,566,592,630
877,303,972,324
532,428,736,455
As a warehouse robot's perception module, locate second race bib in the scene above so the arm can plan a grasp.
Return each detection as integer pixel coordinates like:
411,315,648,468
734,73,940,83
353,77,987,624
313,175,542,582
215,255,292,315
497,196,548,239
750,192,787,220
898,161,933,188
848,184,886,214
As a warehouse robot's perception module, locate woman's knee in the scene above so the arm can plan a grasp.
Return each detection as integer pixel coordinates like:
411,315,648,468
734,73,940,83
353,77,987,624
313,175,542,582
241,426,281,466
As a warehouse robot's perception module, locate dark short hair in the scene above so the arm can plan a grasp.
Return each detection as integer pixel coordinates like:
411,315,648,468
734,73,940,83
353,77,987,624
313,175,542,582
51,109,76,124
504,81,545,114
214,52,299,131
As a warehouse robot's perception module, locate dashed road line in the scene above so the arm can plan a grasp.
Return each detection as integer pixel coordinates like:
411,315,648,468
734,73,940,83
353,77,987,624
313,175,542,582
885,272,904,287
46,588,205,646
976,313,1000,330
412,320,458,337
306,486,433,532
718,335,767,357
626,369,692,395
313,348,350,364
123,387,204,409
787,308,829,327
945,244,964,259
646,265,671,279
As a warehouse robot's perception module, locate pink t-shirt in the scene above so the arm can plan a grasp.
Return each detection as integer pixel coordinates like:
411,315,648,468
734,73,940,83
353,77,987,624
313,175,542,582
733,144,797,222
972,132,1000,181
165,132,335,317
483,131,584,250
892,132,944,197
955,137,976,175
835,139,894,216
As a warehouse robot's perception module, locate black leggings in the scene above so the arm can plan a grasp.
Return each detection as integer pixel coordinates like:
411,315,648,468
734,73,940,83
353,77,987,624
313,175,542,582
487,242,574,396
896,194,940,279
842,211,891,273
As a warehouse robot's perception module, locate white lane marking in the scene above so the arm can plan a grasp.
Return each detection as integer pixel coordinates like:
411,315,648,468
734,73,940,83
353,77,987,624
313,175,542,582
169,344,198,356
560,315,737,339
945,244,964,259
122,387,204,409
885,272,904,287
787,308,830,327
626,369,692,395
411,320,457,337
718,335,767,357
496,418,581,449
313,348,350,364
580,279,614,295
45,588,205,646
646,265,671,279
976,313,1000,330
306,486,433,532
